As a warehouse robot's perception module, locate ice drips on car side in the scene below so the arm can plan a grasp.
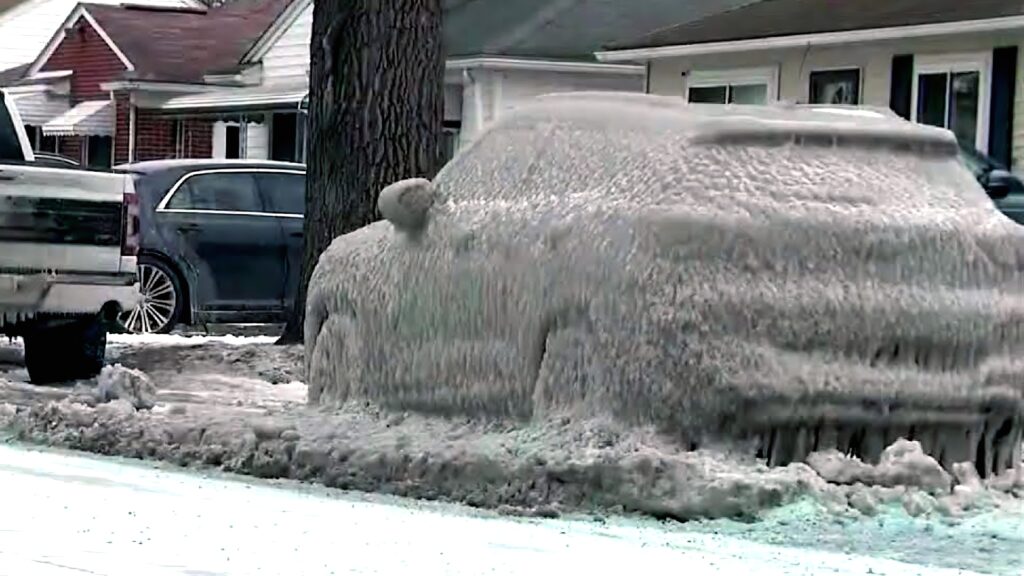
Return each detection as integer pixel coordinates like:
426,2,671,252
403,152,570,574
304,92,1024,477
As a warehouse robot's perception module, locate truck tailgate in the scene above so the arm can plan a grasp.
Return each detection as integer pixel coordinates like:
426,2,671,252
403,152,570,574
0,164,127,275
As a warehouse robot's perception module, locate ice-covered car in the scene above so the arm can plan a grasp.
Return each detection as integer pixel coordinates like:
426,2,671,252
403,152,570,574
305,93,1024,477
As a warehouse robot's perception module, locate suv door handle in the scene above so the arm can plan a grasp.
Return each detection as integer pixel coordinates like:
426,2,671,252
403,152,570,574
0,171,20,181
289,231,303,238
177,223,200,233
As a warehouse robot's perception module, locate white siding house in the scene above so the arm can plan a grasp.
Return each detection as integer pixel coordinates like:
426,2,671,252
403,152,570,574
126,0,748,163
598,0,1024,171
190,0,645,160
259,0,311,87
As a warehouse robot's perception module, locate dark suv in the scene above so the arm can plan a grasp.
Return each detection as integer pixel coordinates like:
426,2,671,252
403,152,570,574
114,160,305,333
959,145,1023,224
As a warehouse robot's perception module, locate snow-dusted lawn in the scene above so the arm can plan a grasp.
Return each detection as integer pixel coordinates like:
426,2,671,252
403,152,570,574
0,334,1021,575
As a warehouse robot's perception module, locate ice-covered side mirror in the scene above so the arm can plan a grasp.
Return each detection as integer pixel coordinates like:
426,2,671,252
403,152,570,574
378,178,435,233
983,169,1019,201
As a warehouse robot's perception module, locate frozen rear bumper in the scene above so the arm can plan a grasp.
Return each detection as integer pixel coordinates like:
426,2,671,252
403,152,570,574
0,272,140,315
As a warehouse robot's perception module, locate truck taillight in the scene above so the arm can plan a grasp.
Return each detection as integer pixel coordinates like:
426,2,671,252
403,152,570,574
122,186,140,257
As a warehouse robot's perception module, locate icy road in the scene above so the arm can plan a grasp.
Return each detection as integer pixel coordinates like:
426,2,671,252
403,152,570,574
0,444,995,576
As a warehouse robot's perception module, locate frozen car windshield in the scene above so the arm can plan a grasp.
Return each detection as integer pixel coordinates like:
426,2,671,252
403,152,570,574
436,110,991,220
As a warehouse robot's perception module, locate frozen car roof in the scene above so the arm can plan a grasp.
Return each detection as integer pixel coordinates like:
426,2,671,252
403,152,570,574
514,92,958,154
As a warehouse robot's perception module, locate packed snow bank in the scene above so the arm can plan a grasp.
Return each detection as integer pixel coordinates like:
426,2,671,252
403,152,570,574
2,395,1020,522
304,93,1024,476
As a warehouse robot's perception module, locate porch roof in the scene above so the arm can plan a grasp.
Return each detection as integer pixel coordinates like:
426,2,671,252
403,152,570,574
42,100,113,136
6,88,69,125
155,84,307,115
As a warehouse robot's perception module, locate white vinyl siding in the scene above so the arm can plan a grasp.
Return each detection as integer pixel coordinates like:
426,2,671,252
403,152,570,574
245,118,269,160
261,3,312,86
458,68,643,146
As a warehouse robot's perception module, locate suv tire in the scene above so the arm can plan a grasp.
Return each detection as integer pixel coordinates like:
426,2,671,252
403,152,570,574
117,255,183,334
24,317,107,384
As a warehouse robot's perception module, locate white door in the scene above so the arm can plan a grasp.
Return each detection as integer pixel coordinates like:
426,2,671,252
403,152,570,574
912,53,990,152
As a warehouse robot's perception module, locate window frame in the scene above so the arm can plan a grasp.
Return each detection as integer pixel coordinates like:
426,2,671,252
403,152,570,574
684,66,778,104
808,67,862,105
156,168,305,218
911,51,992,153
254,171,306,216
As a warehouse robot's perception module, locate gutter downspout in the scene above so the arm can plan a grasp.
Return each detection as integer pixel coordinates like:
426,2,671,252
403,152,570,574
128,93,136,163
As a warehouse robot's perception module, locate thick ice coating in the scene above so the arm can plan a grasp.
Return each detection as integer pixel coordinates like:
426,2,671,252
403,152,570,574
305,92,1024,476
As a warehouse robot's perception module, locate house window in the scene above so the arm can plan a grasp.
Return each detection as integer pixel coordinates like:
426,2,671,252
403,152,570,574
270,112,299,163
686,67,776,105
296,112,307,164
85,135,112,169
912,53,990,152
40,133,58,153
225,124,241,159
809,69,861,105
442,120,461,163
25,125,38,148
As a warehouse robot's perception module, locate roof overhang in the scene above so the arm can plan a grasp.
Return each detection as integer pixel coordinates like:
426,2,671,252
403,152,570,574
446,56,644,75
596,14,1024,62
42,99,113,136
100,80,221,93
150,84,308,115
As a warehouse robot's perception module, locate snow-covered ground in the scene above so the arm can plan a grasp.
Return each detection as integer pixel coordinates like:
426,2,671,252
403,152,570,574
0,335,1021,575
2,442,1001,576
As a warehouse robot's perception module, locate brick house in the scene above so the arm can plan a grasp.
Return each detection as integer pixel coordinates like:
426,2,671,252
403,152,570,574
0,0,289,167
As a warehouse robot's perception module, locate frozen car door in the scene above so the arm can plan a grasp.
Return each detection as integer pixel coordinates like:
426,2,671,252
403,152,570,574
157,170,286,314
254,171,305,308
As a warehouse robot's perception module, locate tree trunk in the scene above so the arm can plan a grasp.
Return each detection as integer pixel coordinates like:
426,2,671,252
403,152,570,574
277,0,445,344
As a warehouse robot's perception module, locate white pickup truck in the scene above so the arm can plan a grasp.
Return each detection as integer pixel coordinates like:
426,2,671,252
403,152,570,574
0,90,139,383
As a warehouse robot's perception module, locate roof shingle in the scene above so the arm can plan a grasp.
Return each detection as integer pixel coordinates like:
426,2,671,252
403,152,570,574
83,0,291,83
610,0,1024,51
444,0,754,60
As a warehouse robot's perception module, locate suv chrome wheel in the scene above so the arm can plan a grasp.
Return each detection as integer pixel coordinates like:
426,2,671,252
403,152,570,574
120,263,178,334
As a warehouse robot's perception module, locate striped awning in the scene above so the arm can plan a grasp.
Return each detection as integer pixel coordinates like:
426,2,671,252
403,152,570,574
42,100,113,137
6,89,69,126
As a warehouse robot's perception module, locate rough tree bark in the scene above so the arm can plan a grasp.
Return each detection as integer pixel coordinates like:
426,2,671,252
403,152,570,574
276,0,445,344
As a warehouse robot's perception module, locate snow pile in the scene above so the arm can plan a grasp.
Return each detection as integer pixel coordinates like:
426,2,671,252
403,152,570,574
304,93,1024,474
109,341,304,387
807,439,952,494
3,392,1021,522
93,365,156,410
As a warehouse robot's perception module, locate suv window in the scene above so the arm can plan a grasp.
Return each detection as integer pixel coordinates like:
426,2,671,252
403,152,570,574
167,172,263,213
0,93,25,161
257,172,305,215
